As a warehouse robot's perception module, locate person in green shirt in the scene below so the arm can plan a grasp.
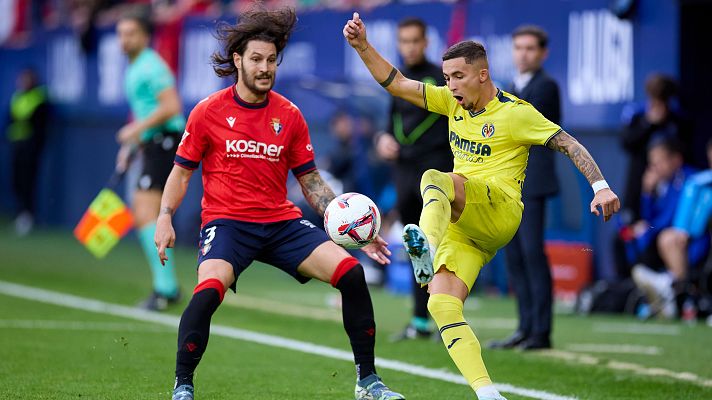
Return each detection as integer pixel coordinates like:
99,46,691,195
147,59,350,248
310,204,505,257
115,11,186,311
6,68,49,236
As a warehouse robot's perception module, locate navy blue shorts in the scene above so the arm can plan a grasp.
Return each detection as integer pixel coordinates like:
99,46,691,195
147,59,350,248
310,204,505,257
196,218,330,291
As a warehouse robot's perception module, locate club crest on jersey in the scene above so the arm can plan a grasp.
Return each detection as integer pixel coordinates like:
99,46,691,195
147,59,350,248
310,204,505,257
481,123,495,138
271,118,283,135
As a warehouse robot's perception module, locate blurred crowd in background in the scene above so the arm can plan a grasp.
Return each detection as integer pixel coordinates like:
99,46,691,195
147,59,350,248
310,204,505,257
2,0,711,325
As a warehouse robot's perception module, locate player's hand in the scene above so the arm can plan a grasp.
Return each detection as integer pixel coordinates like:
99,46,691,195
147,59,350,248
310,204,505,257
117,122,142,145
361,235,391,265
590,188,620,222
115,144,132,174
155,215,175,266
376,133,400,161
343,12,368,52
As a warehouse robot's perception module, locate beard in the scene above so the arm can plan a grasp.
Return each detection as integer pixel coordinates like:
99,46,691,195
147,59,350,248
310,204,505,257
241,60,275,96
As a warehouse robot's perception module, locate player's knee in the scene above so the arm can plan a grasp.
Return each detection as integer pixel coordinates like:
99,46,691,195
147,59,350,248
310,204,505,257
427,293,463,323
197,260,234,289
193,278,227,302
330,256,364,289
420,169,445,189
420,169,454,200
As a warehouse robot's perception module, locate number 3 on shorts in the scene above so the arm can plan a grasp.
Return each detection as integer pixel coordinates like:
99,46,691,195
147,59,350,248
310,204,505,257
204,226,217,245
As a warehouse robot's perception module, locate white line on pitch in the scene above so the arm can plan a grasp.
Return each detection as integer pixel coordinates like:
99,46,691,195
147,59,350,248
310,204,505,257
566,343,662,356
0,280,576,400
224,294,342,322
536,350,712,388
225,293,517,330
592,322,680,336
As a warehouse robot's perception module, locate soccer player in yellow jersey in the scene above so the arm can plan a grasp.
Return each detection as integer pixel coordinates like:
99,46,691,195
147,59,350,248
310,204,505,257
344,13,621,400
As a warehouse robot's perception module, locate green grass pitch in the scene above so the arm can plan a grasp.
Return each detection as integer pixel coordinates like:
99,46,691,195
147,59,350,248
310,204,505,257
1,227,711,399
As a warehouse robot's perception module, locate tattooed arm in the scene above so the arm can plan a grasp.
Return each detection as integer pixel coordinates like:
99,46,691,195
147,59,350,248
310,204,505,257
296,170,336,216
297,169,392,264
546,130,621,221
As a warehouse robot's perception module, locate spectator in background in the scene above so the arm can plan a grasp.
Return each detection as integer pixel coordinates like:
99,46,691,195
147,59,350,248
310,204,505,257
621,74,692,222
115,11,186,311
6,68,49,236
326,111,358,193
374,17,451,341
489,25,560,351
152,0,218,73
627,138,697,318
651,139,712,317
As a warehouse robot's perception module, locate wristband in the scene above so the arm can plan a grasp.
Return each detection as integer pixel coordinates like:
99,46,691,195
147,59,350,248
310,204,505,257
592,180,609,194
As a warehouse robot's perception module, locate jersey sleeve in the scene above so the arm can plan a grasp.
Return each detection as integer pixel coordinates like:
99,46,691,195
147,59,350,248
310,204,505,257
423,83,453,116
146,58,175,96
289,111,316,177
509,102,562,146
174,104,208,170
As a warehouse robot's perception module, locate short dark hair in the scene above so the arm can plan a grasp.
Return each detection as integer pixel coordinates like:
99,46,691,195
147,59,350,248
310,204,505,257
648,136,683,156
119,8,153,36
645,73,678,102
398,17,427,38
512,25,548,48
442,40,487,65
211,7,297,80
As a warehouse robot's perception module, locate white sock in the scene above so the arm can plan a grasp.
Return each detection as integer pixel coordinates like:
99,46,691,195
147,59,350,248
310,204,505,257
476,384,502,399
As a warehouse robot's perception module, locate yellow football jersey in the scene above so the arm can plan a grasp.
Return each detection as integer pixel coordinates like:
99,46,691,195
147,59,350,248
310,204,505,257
424,84,562,201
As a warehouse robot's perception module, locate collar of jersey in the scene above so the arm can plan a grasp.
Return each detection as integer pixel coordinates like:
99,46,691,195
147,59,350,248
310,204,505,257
468,88,505,118
232,85,270,109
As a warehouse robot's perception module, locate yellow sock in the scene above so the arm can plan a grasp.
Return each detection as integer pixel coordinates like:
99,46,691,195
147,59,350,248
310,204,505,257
418,169,455,249
428,293,492,391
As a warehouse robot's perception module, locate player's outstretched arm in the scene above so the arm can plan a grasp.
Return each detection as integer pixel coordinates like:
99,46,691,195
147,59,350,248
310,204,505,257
343,12,426,109
546,130,621,221
155,165,193,264
297,169,391,264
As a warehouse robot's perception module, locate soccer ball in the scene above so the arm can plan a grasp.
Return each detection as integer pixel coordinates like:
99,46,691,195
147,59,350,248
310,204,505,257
324,193,381,249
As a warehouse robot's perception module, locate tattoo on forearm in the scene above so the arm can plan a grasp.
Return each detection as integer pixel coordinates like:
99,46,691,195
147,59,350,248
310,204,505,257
546,130,604,184
160,207,174,216
379,67,398,88
298,170,336,215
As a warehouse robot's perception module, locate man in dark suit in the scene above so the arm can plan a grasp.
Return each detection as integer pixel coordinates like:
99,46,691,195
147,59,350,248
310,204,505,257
375,17,452,341
489,25,560,351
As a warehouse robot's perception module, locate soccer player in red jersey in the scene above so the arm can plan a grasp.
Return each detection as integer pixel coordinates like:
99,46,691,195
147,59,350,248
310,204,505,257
154,8,405,400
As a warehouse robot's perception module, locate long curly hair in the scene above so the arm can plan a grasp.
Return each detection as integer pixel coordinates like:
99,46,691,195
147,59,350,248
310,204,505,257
211,7,297,81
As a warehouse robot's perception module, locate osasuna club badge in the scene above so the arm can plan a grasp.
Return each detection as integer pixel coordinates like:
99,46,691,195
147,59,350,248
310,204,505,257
271,118,283,135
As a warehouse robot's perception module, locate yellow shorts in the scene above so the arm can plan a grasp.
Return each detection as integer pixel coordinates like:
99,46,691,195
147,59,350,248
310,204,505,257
433,176,523,291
